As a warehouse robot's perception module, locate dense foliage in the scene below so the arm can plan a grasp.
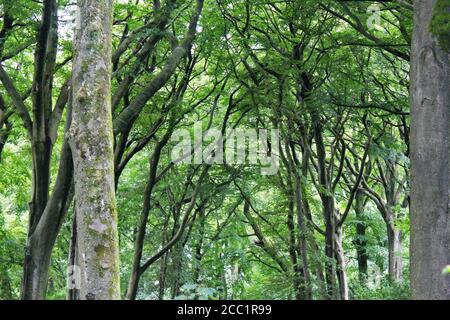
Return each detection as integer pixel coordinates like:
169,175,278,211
0,0,446,300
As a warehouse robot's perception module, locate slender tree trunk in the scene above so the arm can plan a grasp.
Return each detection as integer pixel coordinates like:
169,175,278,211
158,252,169,300
292,167,312,299
354,191,368,282
313,117,338,299
69,0,120,300
410,0,450,300
158,212,170,300
386,219,403,282
281,138,310,300
303,197,328,299
334,224,348,300
170,200,184,300
170,241,183,299
126,137,168,300
193,209,206,285
0,100,12,162
286,195,305,300
383,159,404,282
300,140,328,299
67,212,80,300
220,253,228,300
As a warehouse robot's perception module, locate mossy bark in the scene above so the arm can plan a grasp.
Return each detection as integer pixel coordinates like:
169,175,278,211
69,0,120,300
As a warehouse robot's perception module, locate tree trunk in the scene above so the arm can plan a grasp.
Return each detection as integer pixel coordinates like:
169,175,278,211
170,241,183,299
313,116,348,299
20,0,60,300
158,211,171,300
354,190,368,282
287,195,305,300
67,212,80,300
293,167,312,299
21,146,51,299
410,0,450,300
21,109,73,300
387,220,403,282
282,138,311,300
69,0,120,300
126,136,168,300
334,225,349,300
21,142,73,300
301,140,328,299
0,99,12,162
193,208,206,285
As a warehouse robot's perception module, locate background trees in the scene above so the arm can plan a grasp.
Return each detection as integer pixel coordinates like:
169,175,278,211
0,0,447,300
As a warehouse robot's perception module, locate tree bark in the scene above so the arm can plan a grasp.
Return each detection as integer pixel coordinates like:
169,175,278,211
67,212,80,300
386,210,403,282
69,0,120,300
313,116,348,300
410,0,450,300
21,139,73,300
0,95,12,162
354,190,368,283
20,94,73,300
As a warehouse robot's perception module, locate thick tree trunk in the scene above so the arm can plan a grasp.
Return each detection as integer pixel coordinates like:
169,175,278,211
21,141,73,300
20,0,60,300
21,145,51,299
410,0,450,300
21,103,73,300
69,0,120,300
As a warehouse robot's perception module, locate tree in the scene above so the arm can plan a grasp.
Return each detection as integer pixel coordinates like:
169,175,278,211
0,0,72,299
410,0,450,300
69,0,120,300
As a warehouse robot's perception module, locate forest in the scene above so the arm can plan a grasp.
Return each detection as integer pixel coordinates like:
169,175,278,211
0,0,449,300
